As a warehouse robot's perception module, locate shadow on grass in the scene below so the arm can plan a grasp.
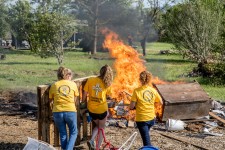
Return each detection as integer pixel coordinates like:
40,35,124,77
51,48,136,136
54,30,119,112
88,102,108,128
0,62,55,65
145,58,193,64
196,77,221,86
0,142,26,150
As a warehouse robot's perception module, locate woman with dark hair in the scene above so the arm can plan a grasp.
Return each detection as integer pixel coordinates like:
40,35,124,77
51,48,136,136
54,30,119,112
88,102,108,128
49,66,79,150
82,65,113,150
130,71,162,147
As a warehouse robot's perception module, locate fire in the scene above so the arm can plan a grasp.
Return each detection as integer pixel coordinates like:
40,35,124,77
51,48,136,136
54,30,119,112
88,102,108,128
101,28,165,120
102,29,145,102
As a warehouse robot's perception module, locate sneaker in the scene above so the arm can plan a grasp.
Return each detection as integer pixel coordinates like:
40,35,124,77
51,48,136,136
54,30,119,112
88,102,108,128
87,140,95,150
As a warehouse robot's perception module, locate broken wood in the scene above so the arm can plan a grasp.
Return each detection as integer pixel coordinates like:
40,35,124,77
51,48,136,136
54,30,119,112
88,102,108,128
123,91,132,97
209,112,225,124
183,119,216,123
156,131,210,150
204,123,224,129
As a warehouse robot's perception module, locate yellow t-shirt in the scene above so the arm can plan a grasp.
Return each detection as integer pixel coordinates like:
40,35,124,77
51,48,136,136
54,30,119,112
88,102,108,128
131,85,161,122
49,80,79,112
84,77,111,114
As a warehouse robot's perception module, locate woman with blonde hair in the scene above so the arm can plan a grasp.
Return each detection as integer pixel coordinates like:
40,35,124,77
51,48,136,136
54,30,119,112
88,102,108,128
82,65,113,150
49,66,79,150
130,71,162,147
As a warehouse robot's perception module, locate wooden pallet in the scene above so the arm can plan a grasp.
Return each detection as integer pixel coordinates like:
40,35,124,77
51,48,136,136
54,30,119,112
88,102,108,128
37,76,95,147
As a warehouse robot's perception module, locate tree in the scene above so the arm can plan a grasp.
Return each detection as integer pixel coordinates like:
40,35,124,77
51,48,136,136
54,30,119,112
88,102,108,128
73,0,108,54
73,0,134,54
8,0,32,48
28,1,76,65
137,0,175,56
0,0,9,42
163,0,224,64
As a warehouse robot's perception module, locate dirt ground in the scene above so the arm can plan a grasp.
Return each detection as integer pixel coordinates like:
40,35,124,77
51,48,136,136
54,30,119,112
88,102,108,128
1,91,225,150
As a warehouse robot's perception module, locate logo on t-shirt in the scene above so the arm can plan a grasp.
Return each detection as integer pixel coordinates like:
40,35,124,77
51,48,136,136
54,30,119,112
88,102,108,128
92,84,102,96
58,85,71,96
143,90,154,102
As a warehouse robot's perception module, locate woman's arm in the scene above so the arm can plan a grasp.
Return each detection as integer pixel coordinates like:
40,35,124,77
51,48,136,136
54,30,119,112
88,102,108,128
130,101,136,110
80,91,88,109
49,98,53,111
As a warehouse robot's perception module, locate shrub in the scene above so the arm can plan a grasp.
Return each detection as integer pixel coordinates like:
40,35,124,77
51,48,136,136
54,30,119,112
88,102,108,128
197,62,225,85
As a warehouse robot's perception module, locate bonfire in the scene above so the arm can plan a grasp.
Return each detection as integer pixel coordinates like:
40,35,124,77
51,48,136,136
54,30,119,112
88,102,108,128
101,28,163,120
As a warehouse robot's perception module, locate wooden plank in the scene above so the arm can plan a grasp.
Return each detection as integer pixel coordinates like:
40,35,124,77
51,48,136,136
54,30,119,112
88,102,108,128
75,81,81,146
45,88,50,143
155,82,211,103
155,82,204,93
54,124,60,147
37,85,49,141
49,95,54,145
183,119,215,123
83,112,88,140
160,91,210,103
156,131,210,150
74,77,90,146
37,76,93,146
49,122,54,145
37,86,42,140
209,112,225,124
75,94,81,146
162,101,211,121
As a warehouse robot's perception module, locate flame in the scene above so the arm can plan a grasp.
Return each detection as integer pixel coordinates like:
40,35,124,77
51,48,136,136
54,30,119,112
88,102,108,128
101,28,168,120
102,28,145,102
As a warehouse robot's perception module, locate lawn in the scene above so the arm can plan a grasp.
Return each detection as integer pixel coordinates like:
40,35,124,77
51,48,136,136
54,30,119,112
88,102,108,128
0,42,224,101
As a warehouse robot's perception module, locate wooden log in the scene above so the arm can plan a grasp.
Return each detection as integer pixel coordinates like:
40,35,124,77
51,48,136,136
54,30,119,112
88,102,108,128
156,131,210,150
209,112,225,124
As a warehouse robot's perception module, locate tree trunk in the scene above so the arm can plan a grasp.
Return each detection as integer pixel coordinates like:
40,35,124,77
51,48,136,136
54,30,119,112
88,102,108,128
92,0,99,55
140,37,146,56
57,54,63,65
93,20,98,54
0,38,2,46
11,34,17,49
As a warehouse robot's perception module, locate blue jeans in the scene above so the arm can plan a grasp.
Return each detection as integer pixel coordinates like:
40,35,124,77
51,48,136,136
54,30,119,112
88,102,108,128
136,119,155,146
53,112,78,150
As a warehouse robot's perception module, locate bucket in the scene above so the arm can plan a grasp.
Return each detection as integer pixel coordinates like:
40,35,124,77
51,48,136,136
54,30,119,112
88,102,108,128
166,119,186,131
139,146,159,150
23,137,56,150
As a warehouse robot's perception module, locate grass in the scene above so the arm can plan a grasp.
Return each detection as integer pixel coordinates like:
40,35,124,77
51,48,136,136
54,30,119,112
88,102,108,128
0,42,224,101
144,42,225,101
